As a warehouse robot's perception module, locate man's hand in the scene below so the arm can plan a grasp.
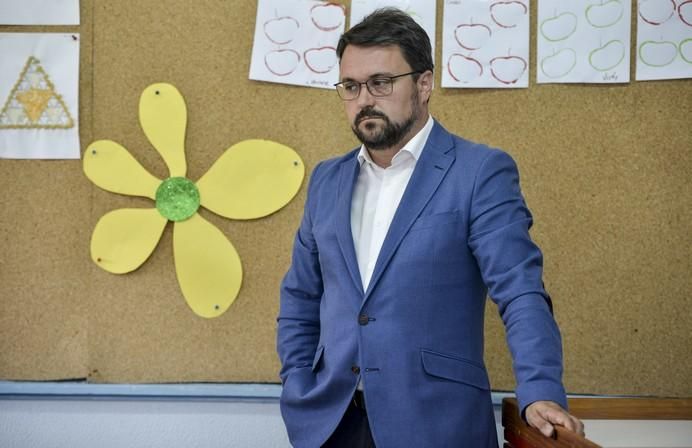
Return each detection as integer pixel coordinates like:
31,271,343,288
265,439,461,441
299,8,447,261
525,400,585,438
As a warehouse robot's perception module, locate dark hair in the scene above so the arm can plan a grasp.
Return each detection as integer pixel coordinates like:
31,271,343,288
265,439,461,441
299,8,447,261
336,7,434,75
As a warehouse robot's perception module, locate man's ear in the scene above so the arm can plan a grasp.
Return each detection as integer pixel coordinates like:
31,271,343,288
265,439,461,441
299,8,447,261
418,70,434,102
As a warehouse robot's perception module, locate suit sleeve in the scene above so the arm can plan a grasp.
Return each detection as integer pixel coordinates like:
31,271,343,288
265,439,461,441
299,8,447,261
467,149,568,415
276,162,324,384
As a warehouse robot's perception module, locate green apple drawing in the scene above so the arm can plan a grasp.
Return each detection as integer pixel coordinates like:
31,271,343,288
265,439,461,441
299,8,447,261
540,48,577,78
638,0,675,25
589,40,625,71
679,38,692,63
638,40,677,67
585,0,624,28
540,12,578,42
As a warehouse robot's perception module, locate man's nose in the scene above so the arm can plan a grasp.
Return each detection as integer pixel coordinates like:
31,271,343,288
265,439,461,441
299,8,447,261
356,84,376,108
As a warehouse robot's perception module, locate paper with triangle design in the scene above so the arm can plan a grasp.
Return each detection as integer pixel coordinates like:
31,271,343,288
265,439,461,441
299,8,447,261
0,56,75,129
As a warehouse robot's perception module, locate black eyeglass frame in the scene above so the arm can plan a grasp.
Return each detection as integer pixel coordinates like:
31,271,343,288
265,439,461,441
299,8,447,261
333,71,422,100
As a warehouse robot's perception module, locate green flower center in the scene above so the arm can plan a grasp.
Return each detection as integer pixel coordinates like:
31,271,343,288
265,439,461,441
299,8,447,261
155,177,200,222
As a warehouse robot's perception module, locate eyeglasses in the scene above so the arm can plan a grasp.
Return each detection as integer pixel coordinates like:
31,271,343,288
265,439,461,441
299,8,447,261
334,71,421,101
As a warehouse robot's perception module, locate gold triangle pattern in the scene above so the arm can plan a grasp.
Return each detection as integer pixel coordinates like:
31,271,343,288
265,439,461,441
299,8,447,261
0,56,75,129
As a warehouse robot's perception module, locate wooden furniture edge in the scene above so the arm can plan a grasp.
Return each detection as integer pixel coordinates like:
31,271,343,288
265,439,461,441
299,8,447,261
503,398,601,448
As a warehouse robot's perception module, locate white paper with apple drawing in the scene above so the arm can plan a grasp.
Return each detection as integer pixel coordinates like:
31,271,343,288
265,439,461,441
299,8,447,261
350,0,437,57
249,0,346,90
0,33,80,159
442,0,530,88
0,0,79,25
636,0,692,80
537,0,631,84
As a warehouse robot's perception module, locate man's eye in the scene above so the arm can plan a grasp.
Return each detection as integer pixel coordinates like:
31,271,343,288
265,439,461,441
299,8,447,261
369,78,390,88
343,83,358,92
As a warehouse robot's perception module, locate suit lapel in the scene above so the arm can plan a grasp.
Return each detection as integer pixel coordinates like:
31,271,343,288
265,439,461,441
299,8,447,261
335,154,365,296
363,123,456,302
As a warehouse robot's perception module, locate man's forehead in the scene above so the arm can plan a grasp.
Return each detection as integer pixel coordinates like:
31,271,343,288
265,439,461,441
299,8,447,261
339,45,410,78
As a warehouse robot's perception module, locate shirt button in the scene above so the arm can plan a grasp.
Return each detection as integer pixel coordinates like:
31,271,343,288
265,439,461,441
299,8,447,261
351,365,361,375
358,314,369,325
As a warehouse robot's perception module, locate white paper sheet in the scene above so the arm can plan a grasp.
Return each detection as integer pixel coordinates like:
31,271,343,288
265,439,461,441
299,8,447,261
442,0,530,88
0,33,80,159
249,0,346,90
0,0,79,25
350,0,437,58
635,0,692,81
537,0,631,84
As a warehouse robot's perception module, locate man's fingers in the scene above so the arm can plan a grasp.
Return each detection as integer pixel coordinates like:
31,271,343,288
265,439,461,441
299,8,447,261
527,407,555,437
526,401,586,438
539,420,555,438
570,415,586,436
544,408,585,436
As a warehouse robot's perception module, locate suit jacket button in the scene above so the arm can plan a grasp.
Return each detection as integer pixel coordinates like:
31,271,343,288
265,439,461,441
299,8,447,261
351,365,360,374
358,314,369,325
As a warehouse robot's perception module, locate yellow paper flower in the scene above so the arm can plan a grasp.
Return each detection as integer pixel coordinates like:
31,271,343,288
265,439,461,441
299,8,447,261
84,83,304,318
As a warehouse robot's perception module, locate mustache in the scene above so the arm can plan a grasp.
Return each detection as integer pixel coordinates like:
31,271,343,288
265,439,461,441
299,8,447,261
355,107,388,124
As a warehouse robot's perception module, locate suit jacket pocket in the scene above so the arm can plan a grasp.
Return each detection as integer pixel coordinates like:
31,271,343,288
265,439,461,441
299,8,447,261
421,349,490,390
410,210,459,232
311,345,325,372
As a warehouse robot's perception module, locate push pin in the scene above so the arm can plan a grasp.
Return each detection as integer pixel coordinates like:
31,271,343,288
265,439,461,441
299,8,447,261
293,161,299,166
92,149,97,155
155,90,160,95
214,304,220,310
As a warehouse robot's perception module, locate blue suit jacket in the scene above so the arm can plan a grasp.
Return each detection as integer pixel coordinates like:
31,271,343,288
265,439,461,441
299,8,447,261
277,121,567,447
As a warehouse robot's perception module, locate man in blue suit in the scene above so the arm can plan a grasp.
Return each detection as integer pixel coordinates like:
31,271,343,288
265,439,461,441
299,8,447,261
277,8,584,447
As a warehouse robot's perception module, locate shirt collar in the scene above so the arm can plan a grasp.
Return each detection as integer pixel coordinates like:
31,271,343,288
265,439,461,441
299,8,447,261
357,114,434,167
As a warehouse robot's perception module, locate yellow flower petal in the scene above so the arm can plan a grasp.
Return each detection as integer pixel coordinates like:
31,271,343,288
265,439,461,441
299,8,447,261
90,208,168,274
173,213,242,318
139,83,187,177
196,139,305,220
84,140,161,199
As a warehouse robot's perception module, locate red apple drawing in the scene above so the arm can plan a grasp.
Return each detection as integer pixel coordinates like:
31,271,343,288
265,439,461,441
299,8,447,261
679,0,692,26
304,46,337,74
447,53,483,83
490,1,527,29
638,0,675,25
490,54,527,84
454,23,492,51
264,49,301,76
263,16,300,45
310,3,345,32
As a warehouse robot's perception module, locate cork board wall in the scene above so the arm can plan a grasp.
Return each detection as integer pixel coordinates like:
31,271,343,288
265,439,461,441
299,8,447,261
0,0,690,397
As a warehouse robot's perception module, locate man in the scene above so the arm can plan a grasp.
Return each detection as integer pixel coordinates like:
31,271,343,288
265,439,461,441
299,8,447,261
277,8,584,447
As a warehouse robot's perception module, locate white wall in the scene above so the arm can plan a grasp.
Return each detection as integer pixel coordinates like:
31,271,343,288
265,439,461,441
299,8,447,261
0,398,290,448
0,383,506,448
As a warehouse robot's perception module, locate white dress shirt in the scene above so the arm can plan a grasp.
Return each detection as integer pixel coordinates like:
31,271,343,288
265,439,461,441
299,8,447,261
350,115,434,291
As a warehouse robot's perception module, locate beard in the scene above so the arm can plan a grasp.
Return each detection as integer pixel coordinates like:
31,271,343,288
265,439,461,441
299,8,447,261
351,92,421,151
